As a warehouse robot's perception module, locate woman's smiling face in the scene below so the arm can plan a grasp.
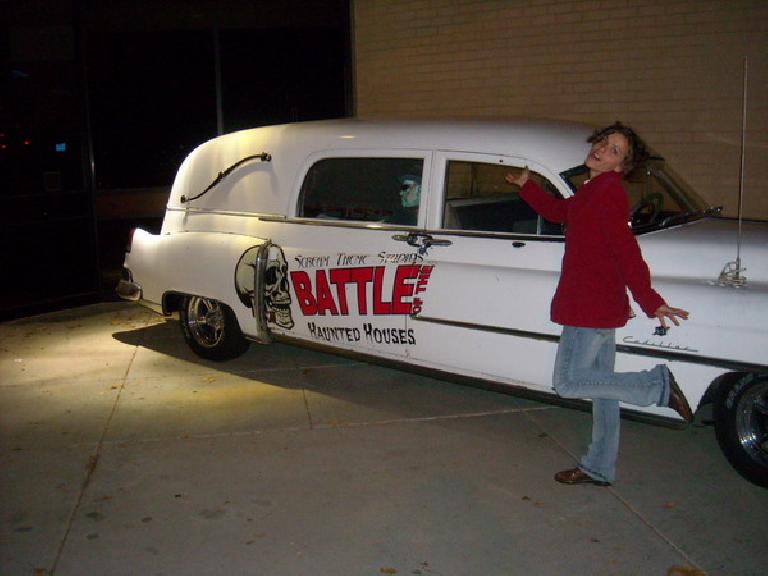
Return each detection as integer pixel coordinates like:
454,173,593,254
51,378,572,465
585,132,629,177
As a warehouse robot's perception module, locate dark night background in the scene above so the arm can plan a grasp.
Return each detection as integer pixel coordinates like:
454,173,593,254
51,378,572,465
0,0,351,319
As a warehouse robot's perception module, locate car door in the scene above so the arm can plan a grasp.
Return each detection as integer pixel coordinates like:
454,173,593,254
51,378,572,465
265,151,434,361
407,151,568,391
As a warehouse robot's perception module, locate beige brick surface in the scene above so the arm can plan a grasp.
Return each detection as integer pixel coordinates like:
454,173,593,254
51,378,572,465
353,0,768,218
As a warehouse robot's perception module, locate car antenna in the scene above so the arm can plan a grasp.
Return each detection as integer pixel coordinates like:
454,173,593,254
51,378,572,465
718,56,748,288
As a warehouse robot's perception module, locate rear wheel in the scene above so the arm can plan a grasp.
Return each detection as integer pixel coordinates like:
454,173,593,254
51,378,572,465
180,295,249,361
714,373,768,487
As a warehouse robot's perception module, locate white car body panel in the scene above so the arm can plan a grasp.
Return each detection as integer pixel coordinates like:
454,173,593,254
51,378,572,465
125,229,268,335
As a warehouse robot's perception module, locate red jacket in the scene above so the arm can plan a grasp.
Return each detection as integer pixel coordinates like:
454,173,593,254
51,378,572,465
520,171,665,328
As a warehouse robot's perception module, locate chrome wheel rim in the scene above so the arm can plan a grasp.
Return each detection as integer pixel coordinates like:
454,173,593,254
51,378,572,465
736,379,768,466
186,297,225,348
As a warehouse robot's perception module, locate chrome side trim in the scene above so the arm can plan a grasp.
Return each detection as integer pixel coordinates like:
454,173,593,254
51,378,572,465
167,207,565,241
258,216,565,241
411,314,767,372
166,206,284,219
256,215,420,232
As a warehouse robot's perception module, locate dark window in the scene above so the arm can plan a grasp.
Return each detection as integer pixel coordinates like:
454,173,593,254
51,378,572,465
299,157,424,225
442,161,563,235
88,30,217,189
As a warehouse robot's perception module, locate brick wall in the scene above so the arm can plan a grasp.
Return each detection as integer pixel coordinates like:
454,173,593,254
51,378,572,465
353,0,768,218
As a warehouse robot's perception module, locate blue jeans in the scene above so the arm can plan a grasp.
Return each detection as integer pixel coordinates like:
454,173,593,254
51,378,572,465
553,326,671,483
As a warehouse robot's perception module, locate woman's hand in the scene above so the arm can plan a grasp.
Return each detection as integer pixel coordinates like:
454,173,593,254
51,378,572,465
505,167,530,187
654,305,689,328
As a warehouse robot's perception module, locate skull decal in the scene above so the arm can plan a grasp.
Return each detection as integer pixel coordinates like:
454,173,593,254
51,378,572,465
264,245,294,329
234,244,294,330
234,246,261,308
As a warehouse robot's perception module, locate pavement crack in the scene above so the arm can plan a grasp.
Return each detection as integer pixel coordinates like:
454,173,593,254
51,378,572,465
312,406,554,430
49,327,142,575
610,491,703,571
520,408,705,572
302,388,314,430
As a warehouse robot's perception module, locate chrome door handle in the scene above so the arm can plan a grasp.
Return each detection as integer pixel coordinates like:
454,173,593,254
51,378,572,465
392,233,452,254
392,233,422,248
427,237,452,248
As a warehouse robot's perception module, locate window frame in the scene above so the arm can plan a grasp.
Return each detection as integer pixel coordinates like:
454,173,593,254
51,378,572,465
292,149,432,229
426,152,568,238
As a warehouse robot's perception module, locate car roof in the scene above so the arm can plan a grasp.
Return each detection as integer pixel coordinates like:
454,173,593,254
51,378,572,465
225,118,592,175
169,119,594,215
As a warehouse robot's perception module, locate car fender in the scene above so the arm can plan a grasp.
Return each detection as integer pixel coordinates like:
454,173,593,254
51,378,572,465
125,229,272,341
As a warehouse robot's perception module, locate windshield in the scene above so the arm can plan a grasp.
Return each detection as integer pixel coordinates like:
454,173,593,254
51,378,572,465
561,158,711,232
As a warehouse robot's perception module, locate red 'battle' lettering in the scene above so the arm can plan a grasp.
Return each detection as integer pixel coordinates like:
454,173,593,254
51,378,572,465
328,268,351,315
372,266,392,314
314,270,339,315
291,263,432,318
392,265,420,314
290,271,317,315
349,267,374,315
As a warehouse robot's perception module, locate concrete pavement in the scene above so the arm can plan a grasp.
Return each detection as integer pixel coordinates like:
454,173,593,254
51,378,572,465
1,302,766,575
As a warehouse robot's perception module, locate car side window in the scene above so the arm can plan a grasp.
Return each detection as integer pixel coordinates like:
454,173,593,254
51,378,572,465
299,157,424,225
442,161,563,235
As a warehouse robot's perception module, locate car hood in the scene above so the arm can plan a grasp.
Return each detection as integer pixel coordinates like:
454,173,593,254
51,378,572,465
639,217,768,284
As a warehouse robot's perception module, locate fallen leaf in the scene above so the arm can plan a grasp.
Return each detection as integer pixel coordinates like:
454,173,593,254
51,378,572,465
667,566,707,576
381,569,398,575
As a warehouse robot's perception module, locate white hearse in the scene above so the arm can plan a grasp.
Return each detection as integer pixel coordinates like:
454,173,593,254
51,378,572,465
118,119,768,486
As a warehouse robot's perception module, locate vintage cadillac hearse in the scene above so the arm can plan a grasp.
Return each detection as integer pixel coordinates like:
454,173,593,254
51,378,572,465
118,119,768,486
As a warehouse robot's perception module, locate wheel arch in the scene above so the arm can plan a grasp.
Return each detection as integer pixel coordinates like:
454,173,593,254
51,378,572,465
700,371,751,409
710,370,768,487
162,291,186,314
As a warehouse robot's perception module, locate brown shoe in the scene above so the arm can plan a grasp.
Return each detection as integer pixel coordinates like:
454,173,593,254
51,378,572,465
667,370,693,422
554,467,611,486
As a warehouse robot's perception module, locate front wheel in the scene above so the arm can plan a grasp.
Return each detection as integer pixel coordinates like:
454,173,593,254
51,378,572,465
714,373,768,487
180,295,249,361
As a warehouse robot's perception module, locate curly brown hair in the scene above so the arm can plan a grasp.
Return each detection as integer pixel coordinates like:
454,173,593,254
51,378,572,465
588,121,649,176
